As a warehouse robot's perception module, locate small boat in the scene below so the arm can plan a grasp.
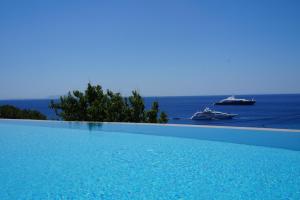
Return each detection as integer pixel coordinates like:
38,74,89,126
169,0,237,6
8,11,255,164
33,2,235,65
215,96,256,105
191,107,237,120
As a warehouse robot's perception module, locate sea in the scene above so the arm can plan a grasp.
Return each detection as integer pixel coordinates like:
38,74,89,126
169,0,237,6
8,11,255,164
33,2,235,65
1,94,300,130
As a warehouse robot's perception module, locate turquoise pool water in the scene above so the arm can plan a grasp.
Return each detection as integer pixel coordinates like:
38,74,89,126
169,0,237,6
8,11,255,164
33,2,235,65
0,120,300,199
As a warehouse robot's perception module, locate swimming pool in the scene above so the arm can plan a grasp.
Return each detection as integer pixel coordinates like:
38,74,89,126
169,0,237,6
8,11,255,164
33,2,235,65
0,120,300,199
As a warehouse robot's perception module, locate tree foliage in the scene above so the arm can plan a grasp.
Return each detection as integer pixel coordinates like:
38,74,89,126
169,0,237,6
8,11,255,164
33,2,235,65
0,105,46,120
50,83,168,123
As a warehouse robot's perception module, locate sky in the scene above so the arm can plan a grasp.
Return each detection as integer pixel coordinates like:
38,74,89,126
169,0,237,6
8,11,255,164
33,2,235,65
0,0,299,99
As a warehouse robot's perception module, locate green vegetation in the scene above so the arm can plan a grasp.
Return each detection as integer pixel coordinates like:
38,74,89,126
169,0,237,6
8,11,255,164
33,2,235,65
50,83,168,123
0,105,47,120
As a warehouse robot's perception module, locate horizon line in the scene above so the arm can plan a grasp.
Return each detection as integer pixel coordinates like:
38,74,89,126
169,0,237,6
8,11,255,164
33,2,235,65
1,92,300,101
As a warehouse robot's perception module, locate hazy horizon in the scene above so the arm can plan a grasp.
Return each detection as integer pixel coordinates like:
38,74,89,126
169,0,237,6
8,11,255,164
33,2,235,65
0,92,300,101
1,0,299,99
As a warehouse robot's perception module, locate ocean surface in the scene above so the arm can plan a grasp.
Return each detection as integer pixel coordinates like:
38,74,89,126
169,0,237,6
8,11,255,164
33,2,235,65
1,94,300,129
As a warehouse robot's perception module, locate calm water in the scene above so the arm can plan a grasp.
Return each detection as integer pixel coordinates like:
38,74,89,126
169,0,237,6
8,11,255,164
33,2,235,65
1,94,300,129
0,120,300,199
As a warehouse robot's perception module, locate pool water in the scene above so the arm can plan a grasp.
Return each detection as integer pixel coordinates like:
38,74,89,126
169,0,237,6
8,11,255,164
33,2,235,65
0,120,300,199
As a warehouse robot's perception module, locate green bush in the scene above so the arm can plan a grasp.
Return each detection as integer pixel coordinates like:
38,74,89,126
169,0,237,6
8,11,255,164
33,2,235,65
0,105,46,120
50,83,168,123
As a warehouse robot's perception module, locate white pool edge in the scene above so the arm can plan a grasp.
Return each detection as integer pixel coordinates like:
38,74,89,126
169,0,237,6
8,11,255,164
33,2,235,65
1,118,300,133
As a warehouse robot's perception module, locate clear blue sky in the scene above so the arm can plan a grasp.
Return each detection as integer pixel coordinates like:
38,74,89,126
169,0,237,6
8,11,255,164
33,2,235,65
0,0,299,99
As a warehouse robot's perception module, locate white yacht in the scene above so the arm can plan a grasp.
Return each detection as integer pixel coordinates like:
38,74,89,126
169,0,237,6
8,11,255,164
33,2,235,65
191,107,237,120
215,96,256,105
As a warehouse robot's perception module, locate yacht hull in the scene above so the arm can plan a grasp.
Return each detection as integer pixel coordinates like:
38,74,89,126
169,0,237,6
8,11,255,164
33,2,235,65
191,114,237,120
215,100,256,105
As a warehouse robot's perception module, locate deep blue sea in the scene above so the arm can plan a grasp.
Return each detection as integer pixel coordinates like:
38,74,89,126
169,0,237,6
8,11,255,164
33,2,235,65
1,94,300,129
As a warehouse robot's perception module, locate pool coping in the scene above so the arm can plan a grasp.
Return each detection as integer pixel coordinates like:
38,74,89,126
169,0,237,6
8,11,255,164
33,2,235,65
1,118,300,133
